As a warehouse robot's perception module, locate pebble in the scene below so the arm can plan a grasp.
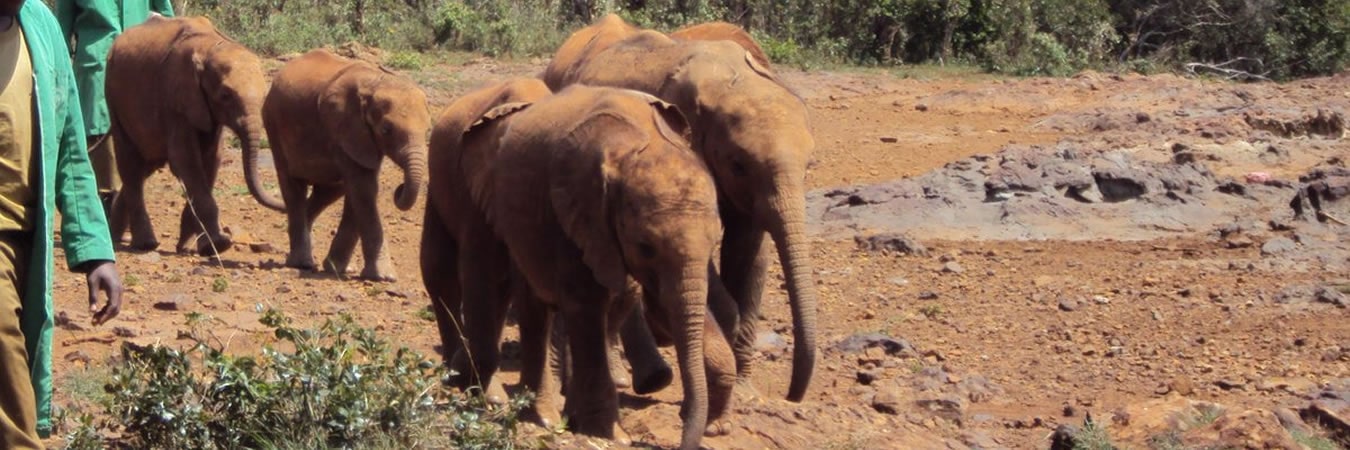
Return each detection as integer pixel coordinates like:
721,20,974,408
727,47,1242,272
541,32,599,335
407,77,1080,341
941,262,965,274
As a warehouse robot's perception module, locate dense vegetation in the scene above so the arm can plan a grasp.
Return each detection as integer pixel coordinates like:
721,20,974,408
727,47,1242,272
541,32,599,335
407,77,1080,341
136,0,1343,80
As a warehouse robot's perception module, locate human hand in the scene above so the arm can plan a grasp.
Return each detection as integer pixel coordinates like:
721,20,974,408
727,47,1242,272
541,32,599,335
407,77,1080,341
81,261,124,326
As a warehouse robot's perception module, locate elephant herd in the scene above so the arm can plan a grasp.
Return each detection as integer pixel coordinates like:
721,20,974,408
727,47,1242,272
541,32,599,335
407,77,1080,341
101,12,819,450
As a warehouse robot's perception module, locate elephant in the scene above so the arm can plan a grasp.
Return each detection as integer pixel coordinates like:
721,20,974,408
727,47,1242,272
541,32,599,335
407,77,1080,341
447,84,736,450
544,18,821,403
105,15,270,255
669,20,772,70
259,48,430,281
540,13,640,90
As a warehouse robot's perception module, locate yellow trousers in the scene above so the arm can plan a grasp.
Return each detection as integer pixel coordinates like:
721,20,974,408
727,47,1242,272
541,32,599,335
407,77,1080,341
0,231,40,449
87,134,119,196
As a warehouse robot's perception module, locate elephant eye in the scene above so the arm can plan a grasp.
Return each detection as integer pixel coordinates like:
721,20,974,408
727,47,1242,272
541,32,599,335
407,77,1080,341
637,242,656,259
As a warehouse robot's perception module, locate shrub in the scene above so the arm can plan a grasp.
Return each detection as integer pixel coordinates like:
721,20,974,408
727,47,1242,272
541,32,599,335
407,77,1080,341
64,309,529,449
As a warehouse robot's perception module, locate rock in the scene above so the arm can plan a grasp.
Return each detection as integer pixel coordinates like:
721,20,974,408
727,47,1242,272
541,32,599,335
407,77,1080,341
1225,235,1255,249
941,262,965,274
1048,424,1080,450
857,368,883,385
190,266,209,276
1182,409,1301,450
64,350,92,365
153,293,191,311
915,393,967,423
960,431,1001,449
871,390,903,415
113,327,137,338
880,136,899,143
276,285,292,294
1272,408,1311,434
1108,397,1224,445
915,103,929,112
918,291,939,300
1171,377,1196,396
1315,286,1347,307
957,375,1003,403
755,331,789,353
135,252,162,264
832,332,916,356
1300,397,1350,442
855,233,928,256
1092,295,1110,305
1058,298,1079,312
1256,377,1318,394
54,311,84,331
1214,379,1246,391
1136,112,1152,123
1260,237,1297,256
248,242,275,253
385,289,409,299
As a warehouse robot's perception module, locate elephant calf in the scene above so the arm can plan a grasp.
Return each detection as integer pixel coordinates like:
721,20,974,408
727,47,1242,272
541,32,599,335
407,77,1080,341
106,15,271,255
449,84,735,450
260,49,430,281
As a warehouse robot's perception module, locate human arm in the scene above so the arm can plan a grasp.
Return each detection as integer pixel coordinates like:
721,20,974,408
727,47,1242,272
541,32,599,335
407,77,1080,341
152,0,174,17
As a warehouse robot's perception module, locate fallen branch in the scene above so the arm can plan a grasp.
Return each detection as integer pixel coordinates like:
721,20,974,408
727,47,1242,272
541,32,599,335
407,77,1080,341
1184,58,1271,82
1317,210,1348,226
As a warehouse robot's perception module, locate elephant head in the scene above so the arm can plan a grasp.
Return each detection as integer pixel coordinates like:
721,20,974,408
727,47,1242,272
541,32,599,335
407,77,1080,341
320,65,431,211
171,22,277,210
661,41,820,402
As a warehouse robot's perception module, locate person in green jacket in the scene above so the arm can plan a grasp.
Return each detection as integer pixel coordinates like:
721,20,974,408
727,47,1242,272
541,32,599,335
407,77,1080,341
55,0,174,213
0,1,124,448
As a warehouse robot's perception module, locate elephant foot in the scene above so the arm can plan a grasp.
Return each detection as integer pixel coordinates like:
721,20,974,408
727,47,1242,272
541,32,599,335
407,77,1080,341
285,254,317,271
195,233,234,256
705,419,732,437
128,238,160,252
358,266,397,282
607,345,631,389
527,398,564,432
485,378,508,405
632,363,674,395
321,257,350,276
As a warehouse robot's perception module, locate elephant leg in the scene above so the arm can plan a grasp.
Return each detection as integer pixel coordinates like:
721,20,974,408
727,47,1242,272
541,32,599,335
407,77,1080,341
719,205,769,380
453,233,512,403
517,287,562,430
559,296,623,442
167,130,232,256
111,132,156,251
701,307,737,436
343,172,395,281
279,179,316,270
420,209,463,369
617,282,673,395
322,197,360,276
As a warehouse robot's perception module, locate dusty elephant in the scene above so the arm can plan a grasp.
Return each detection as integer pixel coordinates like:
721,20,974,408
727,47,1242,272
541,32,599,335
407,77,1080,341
260,49,429,281
669,20,772,69
544,19,820,403
105,15,270,255
421,77,553,408
451,84,736,450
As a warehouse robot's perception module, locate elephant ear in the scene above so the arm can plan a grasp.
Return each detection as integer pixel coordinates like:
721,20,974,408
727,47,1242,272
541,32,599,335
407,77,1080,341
624,90,691,145
470,102,532,129
744,49,777,82
321,71,382,170
174,49,215,131
549,115,635,294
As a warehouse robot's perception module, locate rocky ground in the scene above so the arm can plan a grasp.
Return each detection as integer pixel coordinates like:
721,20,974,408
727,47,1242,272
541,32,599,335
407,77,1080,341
42,48,1350,449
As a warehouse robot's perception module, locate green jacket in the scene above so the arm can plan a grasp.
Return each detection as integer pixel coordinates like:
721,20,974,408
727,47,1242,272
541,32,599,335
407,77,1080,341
19,0,118,437
56,0,174,136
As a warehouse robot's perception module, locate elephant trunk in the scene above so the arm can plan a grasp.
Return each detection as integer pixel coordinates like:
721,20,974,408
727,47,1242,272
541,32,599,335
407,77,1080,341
393,145,427,211
665,262,710,450
240,118,285,211
764,174,818,403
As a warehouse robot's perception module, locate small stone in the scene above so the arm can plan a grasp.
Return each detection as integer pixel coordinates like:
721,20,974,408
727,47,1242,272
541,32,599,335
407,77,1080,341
915,103,929,112
153,294,191,311
1225,235,1255,249
55,311,83,331
248,242,275,253
1092,295,1110,305
1214,379,1246,391
855,233,928,256
190,267,209,276
880,136,899,143
276,285,292,294
113,327,137,338
336,293,352,302
918,291,939,300
915,393,967,422
1171,377,1195,396
64,351,92,364
871,390,903,415
856,368,882,385
1063,405,1076,417
135,252,162,264
1260,237,1297,256
1058,298,1079,312
1315,286,1347,307
1135,112,1151,123
941,262,965,274
385,289,409,299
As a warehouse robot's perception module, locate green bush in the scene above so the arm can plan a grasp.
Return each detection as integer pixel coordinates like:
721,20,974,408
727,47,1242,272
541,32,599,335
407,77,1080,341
64,309,529,449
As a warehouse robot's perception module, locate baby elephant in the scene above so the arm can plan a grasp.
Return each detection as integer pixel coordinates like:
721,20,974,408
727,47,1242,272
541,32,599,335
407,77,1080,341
458,85,736,450
261,49,430,281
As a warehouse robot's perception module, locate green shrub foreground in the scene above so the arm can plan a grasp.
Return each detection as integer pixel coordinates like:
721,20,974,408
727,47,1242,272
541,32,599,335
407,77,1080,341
59,309,531,449
120,0,1342,80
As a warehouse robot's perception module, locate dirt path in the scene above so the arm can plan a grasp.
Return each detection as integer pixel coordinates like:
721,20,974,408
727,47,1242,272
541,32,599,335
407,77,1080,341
45,55,1349,449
